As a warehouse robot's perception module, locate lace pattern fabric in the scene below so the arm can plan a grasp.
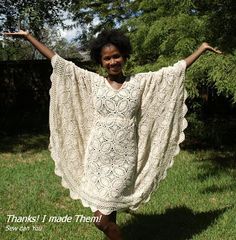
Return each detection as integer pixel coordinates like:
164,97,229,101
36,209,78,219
49,54,187,215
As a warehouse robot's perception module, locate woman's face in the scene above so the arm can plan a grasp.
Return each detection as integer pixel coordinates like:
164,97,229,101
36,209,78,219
100,44,125,76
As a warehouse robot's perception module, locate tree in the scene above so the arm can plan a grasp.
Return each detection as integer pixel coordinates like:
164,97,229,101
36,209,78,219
193,0,236,52
0,27,83,60
67,0,139,47
122,0,236,103
0,0,85,60
0,37,33,60
1,0,236,102
0,0,70,39
52,38,83,59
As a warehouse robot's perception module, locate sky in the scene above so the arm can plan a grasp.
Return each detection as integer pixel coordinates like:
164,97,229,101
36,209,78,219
59,14,100,42
59,26,80,42
58,13,82,42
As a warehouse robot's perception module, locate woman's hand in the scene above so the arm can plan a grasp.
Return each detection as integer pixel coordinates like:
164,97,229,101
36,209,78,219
3,29,55,59
3,29,29,38
185,42,222,68
200,42,223,54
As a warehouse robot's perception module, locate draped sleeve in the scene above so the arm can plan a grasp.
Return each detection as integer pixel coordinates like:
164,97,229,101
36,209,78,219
49,54,99,199
130,60,188,209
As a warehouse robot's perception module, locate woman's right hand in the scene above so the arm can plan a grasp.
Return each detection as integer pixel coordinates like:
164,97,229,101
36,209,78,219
3,29,29,38
3,29,55,59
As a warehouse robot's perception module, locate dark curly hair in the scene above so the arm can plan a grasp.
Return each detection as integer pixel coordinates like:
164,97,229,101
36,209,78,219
90,29,132,64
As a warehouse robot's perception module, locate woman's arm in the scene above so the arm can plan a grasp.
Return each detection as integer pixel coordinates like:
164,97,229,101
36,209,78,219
184,42,222,68
3,30,55,60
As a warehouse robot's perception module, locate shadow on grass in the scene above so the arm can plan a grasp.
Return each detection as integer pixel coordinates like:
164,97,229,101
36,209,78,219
183,116,236,151
196,153,236,194
201,183,236,194
195,149,236,182
0,133,49,153
207,151,236,169
122,206,227,240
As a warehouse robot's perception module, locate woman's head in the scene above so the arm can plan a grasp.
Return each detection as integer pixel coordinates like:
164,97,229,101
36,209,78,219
90,29,132,64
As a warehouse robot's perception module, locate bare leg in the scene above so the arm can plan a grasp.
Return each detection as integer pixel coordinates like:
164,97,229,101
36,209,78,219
94,210,123,240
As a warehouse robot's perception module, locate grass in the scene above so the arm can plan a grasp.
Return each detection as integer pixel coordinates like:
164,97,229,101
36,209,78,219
0,134,235,240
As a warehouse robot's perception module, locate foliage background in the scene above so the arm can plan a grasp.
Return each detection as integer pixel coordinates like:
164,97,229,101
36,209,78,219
0,0,236,143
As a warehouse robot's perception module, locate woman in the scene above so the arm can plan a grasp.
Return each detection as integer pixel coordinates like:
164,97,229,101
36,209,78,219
4,29,221,240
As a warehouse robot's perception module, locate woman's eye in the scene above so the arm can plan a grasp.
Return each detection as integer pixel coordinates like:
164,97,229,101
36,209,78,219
113,54,121,59
103,54,121,61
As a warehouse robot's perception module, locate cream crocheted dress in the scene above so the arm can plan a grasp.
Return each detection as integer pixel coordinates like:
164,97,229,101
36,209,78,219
49,54,188,215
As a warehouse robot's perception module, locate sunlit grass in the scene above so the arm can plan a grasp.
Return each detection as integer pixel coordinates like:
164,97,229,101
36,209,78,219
0,134,235,239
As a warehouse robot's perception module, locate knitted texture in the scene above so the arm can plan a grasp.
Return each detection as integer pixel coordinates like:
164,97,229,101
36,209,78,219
49,54,188,215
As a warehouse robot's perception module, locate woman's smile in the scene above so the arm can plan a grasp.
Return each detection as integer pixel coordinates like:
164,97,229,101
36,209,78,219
110,64,122,71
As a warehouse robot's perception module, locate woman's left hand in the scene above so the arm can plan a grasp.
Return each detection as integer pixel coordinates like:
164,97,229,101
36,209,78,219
185,42,223,68
201,42,223,54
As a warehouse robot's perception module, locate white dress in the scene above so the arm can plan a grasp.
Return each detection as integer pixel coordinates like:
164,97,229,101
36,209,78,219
49,54,188,215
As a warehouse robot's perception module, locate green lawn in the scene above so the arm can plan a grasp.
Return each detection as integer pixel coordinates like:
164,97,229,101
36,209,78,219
0,134,235,240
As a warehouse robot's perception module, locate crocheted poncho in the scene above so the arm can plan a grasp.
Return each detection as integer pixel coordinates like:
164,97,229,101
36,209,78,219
49,54,188,215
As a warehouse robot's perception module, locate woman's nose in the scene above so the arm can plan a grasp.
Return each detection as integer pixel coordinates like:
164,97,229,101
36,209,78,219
110,58,116,65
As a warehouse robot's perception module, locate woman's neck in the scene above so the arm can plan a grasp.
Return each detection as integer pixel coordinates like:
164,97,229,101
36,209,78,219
107,73,126,83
